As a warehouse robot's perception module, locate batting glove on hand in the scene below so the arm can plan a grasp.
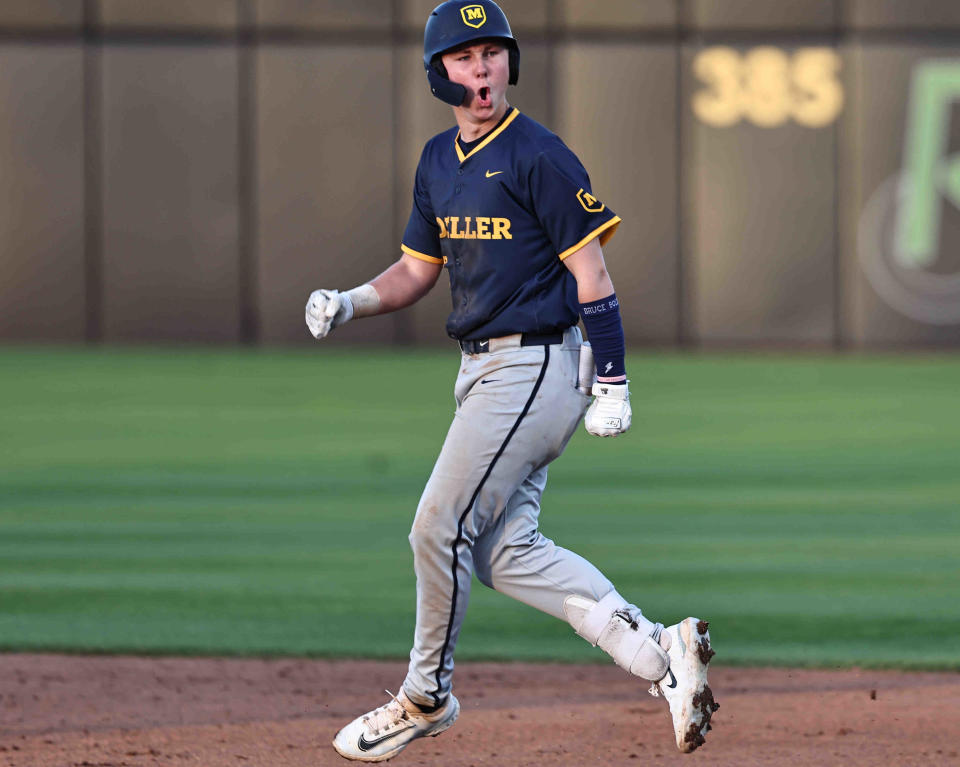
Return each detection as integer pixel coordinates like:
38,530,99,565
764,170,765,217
305,288,354,340
585,381,632,437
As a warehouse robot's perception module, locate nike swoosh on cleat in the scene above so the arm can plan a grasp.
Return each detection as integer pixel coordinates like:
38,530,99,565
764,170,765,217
480,379,500,384
485,170,504,178
664,668,677,689
357,726,413,752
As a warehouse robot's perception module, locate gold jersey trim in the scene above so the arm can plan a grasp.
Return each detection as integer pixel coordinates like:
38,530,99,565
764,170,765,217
401,244,444,264
557,216,622,261
454,107,520,163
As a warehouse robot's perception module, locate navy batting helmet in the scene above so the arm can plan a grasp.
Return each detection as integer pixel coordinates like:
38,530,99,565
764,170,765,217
423,0,519,106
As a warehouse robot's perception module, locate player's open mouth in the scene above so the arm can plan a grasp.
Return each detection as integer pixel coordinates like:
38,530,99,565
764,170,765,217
477,86,491,105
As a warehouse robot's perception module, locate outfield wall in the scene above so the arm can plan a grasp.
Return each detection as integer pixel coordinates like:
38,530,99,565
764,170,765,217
2,0,960,347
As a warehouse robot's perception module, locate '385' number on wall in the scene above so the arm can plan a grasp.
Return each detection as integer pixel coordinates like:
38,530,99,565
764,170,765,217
693,47,843,128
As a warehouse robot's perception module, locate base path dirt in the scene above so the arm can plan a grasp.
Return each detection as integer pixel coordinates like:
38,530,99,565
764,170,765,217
1,655,957,767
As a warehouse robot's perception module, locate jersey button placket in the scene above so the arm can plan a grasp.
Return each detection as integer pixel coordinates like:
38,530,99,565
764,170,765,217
452,164,465,290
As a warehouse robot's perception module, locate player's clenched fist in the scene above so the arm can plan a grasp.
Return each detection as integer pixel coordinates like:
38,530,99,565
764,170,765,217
585,382,632,437
305,288,354,340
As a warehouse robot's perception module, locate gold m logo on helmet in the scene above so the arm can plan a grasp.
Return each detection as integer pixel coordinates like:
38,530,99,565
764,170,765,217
460,4,487,28
576,188,605,213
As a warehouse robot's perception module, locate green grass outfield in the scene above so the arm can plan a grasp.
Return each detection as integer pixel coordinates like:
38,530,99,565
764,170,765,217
1,346,958,669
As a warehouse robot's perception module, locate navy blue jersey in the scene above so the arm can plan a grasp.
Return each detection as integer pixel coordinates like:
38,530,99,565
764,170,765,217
401,108,621,341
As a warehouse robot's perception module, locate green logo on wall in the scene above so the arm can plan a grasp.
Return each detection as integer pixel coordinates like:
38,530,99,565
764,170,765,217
859,60,960,324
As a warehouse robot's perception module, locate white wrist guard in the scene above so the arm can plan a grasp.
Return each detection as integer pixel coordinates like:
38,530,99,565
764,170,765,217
584,381,632,436
344,284,380,319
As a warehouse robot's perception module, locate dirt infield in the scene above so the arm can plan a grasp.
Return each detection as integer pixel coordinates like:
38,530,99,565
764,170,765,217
1,655,957,767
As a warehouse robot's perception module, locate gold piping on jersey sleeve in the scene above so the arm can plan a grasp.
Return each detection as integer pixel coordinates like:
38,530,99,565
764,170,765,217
401,244,444,264
454,107,520,163
556,216,622,261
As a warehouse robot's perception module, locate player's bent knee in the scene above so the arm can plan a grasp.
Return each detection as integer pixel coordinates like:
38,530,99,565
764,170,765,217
407,525,435,556
408,500,449,549
408,515,467,563
563,591,669,681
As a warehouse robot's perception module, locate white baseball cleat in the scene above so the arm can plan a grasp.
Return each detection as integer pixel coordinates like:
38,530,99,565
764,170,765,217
649,617,719,753
332,689,459,762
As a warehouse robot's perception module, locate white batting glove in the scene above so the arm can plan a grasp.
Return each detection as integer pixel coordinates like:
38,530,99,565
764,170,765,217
585,381,632,437
305,288,354,340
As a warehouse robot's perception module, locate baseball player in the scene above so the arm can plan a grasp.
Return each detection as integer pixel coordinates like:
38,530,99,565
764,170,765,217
306,1,717,760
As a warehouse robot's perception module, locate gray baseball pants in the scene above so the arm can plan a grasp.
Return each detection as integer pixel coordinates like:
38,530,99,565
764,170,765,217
402,326,617,708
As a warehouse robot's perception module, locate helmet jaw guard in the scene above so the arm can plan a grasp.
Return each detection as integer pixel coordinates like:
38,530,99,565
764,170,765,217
426,63,468,107
423,0,519,106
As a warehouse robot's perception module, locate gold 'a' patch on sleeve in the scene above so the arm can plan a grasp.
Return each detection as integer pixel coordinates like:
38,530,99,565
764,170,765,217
460,4,486,28
576,188,605,213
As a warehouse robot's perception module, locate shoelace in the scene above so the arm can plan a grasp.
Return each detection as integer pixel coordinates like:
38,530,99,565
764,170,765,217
361,690,410,736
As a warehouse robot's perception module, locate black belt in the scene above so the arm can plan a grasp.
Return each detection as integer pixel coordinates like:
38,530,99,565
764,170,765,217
459,331,564,354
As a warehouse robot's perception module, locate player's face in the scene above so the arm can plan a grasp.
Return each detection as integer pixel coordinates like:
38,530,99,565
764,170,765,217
441,41,510,127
